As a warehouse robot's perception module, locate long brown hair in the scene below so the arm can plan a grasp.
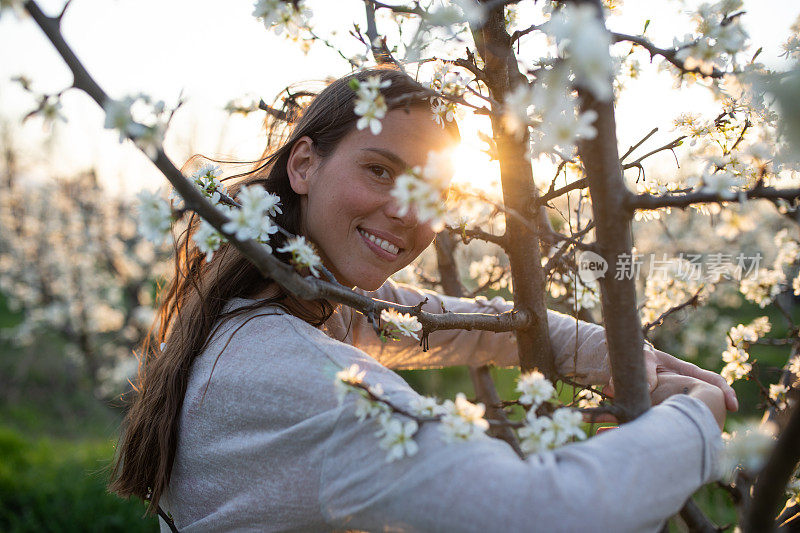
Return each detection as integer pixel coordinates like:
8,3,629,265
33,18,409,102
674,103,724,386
108,66,460,514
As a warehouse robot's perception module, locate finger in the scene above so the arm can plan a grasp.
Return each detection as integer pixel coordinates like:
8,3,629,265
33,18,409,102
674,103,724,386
674,360,738,411
656,350,739,412
645,354,657,392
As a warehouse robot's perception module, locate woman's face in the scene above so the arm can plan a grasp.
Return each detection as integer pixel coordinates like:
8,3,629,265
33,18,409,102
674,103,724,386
288,107,454,291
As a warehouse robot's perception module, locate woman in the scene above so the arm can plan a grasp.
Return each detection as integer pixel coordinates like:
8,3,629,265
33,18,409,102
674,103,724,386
110,68,733,532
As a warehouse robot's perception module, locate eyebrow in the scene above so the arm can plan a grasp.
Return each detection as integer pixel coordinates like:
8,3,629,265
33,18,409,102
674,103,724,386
362,148,408,169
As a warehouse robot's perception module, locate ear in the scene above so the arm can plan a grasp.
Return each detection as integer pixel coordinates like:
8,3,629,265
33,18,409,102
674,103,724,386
286,136,316,195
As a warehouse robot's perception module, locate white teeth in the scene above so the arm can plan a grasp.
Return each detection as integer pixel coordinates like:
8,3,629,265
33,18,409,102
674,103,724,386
360,229,400,255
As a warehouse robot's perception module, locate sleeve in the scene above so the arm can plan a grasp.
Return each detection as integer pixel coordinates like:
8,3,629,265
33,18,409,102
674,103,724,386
332,277,613,384
318,394,723,533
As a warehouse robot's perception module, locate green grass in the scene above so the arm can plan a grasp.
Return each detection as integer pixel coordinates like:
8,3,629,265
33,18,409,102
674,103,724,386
0,425,157,532
0,294,157,532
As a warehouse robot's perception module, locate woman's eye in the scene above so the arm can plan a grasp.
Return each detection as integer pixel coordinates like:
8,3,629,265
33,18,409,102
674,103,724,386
368,165,392,182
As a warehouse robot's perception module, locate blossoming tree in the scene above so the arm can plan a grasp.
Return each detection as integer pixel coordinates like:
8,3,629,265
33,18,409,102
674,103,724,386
6,0,800,529
0,164,170,395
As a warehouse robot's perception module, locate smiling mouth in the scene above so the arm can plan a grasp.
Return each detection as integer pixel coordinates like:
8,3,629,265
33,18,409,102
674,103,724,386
358,228,403,258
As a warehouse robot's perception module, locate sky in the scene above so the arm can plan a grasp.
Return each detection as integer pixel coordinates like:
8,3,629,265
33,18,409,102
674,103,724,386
0,0,798,196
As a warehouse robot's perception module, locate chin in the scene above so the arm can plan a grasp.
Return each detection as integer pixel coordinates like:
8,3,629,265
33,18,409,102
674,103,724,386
356,279,386,292
353,272,390,292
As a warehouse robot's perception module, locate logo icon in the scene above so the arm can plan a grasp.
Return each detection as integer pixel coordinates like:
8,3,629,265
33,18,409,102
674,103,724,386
577,250,608,281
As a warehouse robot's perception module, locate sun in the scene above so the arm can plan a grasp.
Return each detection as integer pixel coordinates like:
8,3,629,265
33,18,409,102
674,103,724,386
449,115,501,193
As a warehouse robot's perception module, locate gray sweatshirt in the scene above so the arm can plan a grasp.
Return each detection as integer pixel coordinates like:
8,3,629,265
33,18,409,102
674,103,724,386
159,279,722,532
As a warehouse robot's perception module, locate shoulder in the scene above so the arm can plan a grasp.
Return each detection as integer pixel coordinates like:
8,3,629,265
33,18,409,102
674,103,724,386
186,300,410,409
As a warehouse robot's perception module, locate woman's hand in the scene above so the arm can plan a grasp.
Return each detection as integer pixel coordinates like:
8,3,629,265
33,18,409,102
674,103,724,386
603,344,738,412
650,371,727,431
644,346,738,412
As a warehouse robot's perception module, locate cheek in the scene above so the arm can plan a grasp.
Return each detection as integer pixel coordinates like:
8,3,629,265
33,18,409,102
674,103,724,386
415,225,436,255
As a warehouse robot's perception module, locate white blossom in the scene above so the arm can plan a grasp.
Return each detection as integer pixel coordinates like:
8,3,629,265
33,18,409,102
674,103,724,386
380,308,422,340
536,108,598,157
135,189,172,246
516,370,555,407
334,363,366,404
409,395,445,417
388,150,452,232
377,418,419,463
550,407,587,443
133,123,166,159
728,317,770,346
352,76,391,135
769,383,790,410
222,206,258,241
502,83,535,137
430,97,457,126
774,229,800,269
192,220,223,263
789,357,800,380
424,0,485,27
673,0,748,75
276,236,322,277
518,415,556,454
354,386,391,422
252,0,311,37
40,96,66,124
545,4,614,101
698,170,739,198
221,185,281,246
191,164,226,204
740,268,785,308
103,97,146,142
718,421,777,480
576,388,602,409
519,406,586,455
566,273,600,311
439,393,489,443
721,344,752,385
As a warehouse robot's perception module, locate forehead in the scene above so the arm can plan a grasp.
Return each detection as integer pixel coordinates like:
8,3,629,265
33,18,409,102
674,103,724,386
338,107,455,167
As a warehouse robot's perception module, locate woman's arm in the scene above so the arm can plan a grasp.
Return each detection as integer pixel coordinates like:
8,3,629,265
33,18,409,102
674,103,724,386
327,277,622,382
327,278,739,410
318,389,723,532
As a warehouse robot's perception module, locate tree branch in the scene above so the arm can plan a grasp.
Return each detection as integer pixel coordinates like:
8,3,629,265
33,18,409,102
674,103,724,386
433,232,524,457
625,185,800,211
743,402,800,532
575,0,650,422
611,32,726,78
444,224,507,247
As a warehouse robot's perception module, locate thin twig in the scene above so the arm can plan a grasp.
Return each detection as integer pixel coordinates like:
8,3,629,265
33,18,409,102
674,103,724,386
642,287,704,337
620,127,658,162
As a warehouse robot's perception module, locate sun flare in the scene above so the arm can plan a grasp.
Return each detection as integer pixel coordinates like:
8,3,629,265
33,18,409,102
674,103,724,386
450,116,501,193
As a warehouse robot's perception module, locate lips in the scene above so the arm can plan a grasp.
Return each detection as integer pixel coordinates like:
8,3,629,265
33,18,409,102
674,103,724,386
358,227,404,260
